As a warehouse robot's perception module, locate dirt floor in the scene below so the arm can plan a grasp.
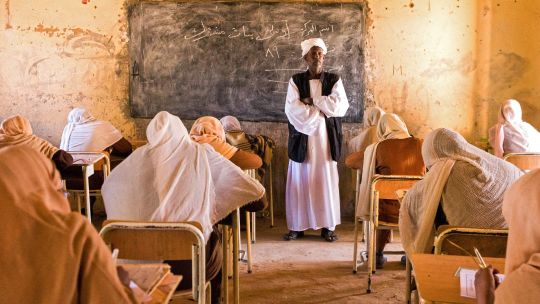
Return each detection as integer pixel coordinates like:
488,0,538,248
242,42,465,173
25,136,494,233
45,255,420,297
227,217,407,303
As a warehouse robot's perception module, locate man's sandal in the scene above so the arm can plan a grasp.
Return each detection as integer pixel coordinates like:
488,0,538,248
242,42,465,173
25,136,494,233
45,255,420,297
321,228,338,242
283,230,304,241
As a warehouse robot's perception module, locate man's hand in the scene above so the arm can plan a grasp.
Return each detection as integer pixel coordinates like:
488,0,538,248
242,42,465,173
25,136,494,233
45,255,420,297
475,266,499,304
300,97,313,105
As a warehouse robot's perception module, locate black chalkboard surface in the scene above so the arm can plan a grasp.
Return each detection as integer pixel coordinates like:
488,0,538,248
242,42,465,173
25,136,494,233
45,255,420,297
129,1,365,122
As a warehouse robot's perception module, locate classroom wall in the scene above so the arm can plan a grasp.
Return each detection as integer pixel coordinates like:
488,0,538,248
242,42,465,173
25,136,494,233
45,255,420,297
1,0,539,218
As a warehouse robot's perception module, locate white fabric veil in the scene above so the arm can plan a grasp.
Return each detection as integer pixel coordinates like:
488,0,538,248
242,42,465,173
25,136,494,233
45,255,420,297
60,108,123,152
102,111,264,241
400,128,522,256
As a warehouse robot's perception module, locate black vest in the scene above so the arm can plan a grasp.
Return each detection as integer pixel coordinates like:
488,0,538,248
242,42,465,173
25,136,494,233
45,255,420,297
287,71,343,163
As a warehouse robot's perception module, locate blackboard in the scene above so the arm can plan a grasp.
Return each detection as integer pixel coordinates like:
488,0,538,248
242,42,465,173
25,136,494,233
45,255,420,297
129,1,365,122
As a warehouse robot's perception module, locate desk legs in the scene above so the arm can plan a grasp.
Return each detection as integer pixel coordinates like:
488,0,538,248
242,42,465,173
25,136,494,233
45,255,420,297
82,166,92,223
221,225,230,304
268,164,274,228
245,212,253,273
232,209,240,304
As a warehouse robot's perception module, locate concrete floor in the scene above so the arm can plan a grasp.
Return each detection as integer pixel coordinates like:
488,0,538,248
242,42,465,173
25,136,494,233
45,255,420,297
227,216,407,303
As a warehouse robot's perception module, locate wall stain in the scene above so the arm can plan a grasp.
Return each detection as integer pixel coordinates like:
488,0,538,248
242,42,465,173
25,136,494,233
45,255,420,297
62,30,116,58
34,24,62,37
5,0,11,29
421,52,475,78
489,51,528,87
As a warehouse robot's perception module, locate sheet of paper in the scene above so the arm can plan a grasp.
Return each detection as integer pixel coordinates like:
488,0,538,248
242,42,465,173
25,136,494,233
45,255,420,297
458,267,505,299
123,264,170,294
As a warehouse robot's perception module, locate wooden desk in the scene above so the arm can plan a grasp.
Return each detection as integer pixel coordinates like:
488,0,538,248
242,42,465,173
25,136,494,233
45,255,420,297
411,254,505,303
69,152,107,223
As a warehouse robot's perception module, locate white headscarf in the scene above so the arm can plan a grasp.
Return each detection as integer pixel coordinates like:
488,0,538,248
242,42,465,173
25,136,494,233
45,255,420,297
356,114,410,219
220,116,243,132
348,106,385,153
399,128,523,256
376,113,410,141
102,111,264,241
494,169,540,303
60,108,123,152
488,99,540,158
301,38,327,57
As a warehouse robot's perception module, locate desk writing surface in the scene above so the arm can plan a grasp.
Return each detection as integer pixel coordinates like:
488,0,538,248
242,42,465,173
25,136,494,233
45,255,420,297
411,254,505,304
70,153,105,166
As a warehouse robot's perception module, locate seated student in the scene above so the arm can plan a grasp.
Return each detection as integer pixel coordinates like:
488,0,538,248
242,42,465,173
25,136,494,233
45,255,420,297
191,116,262,170
220,115,252,151
488,99,540,158
399,128,523,257
60,107,132,160
0,146,136,303
475,169,540,304
348,106,385,154
220,115,275,182
346,113,425,268
0,115,72,172
102,111,265,304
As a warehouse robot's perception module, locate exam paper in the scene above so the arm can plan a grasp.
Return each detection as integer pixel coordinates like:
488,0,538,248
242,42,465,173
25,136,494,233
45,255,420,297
458,267,505,298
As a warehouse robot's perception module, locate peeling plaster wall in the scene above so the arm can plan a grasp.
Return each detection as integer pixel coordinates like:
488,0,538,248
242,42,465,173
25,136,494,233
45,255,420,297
1,0,538,217
0,0,135,143
480,1,540,137
365,0,479,140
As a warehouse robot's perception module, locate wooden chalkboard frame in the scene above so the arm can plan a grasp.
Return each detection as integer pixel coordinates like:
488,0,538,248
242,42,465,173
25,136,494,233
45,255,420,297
128,1,365,123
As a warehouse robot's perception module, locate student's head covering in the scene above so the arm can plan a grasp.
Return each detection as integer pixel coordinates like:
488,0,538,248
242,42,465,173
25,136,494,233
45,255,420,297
493,169,540,303
400,128,522,256
488,99,540,158
301,38,328,57
364,106,385,128
60,107,123,152
376,113,410,141
220,115,243,132
102,112,264,241
0,146,136,303
0,145,67,213
0,115,59,158
348,106,385,153
190,116,238,159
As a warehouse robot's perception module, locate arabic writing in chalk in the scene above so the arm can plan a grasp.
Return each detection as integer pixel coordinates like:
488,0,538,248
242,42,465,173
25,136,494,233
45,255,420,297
183,20,335,43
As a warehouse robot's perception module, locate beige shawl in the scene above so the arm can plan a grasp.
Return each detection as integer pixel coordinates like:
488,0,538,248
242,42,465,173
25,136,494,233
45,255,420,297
356,113,410,219
102,112,264,241
494,168,540,303
60,107,123,152
400,128,523,256
0,115,59,158
0,146,136,303
488,99,540,158
348,106,385,153
190,116,238,160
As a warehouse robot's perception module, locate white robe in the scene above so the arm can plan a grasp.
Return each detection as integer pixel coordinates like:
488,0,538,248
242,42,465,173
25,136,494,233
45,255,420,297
285,77,349,231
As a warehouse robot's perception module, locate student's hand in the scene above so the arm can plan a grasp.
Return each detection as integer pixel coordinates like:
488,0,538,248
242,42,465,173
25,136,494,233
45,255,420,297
116,266,131,288
300,97,313,105
475,265,499,304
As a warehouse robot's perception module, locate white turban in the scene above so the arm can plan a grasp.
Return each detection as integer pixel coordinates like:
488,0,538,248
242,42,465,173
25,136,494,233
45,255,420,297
301,38,328,57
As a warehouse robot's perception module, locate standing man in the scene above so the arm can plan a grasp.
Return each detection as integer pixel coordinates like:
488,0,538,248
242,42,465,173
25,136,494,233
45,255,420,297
284,38,349,242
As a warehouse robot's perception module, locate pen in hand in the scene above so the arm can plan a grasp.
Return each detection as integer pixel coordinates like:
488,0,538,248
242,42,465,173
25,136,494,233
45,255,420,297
474,247,488,269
